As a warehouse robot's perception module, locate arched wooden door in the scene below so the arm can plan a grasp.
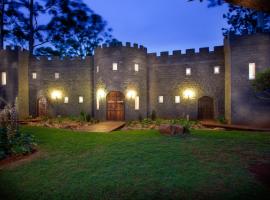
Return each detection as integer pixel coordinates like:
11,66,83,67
37,97,47,117
198,96,214,120
107,91,125,121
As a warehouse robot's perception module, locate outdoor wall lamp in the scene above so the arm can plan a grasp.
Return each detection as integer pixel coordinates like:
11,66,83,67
51,90,63,101
126,90,137,99
97,88,106,99
183,89,195,100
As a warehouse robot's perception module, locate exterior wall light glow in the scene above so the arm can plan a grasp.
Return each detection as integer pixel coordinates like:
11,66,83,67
97,89,106,99
126,90,137,99
183,89,195,99
96,88,106,110
51,90,63,100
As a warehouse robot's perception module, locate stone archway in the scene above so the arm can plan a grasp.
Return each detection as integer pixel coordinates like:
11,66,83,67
37,97,47,117
198,96,214,120
106,91,125,121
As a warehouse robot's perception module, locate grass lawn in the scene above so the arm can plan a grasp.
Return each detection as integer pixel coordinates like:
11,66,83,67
0,126,270,200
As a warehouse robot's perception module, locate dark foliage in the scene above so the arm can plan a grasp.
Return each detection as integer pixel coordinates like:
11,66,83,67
252,68,270,101
0,0,115,57
222,5,270,36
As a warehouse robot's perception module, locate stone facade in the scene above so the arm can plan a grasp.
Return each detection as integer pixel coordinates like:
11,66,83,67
0,33,269,127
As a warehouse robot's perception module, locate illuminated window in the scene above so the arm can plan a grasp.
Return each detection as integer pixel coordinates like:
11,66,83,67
158,96,164,103
135,96,139,110
214,66,220,74
175,96,180,103
79,96,84,103
55,72,60,79
96,97,100,110
32,72,37,79
134,64,139,72
64,97,69,103
249,63,256,80
113,63,118,71
186,68,191,76
97,66,99,73
1,72,6,85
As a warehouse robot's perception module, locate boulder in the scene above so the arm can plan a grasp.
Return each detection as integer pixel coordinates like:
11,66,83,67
159,124,184,136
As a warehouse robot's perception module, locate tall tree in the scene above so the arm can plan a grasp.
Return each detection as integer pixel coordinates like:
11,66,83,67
36,0,113,57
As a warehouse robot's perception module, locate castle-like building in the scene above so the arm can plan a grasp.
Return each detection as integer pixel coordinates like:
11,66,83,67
0,33,270,127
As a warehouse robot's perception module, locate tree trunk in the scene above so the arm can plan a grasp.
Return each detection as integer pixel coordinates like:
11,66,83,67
0,0,5,49
29,0,34,55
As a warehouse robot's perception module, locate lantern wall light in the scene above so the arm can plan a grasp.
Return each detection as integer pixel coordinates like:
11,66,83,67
126,90,137,99
51,90,63,100
183,89,195,100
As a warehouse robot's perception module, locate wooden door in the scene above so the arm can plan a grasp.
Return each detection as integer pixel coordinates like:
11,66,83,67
38,97,47,117
107,91,125,121
198,96,214,120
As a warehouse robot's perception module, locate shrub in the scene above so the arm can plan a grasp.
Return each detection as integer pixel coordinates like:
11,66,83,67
138,113,143,122
0,105,36,160
151,110,157,121
170,118,197,133
86,114,91,122
10,133,36,155
217,116,227,124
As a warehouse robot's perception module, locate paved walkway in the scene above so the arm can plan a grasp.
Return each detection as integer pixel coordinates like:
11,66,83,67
77,121,126,133
201,121,270,132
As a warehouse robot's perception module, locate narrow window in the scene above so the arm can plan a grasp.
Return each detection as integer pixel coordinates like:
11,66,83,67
158,96,164,103
135,96,139,110
249,63,256,80
113,63,118,71
214,66,220,74
186,68,191,76
64,97,69,104
32,72,37,79
1,72,7,85
175,96,180,103
79,96,84,103
134,64,139,72
97,66,99,73
55,72,60,79
96,97,100,110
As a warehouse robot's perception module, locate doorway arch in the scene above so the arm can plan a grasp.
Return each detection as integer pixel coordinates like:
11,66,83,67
37,97,47,117
198,96,214,120
106,91,125,121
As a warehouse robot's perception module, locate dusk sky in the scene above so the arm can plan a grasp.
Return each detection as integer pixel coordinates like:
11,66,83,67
86,0,229,54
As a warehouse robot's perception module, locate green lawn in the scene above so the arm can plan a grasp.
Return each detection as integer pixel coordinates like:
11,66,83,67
0,126,270,200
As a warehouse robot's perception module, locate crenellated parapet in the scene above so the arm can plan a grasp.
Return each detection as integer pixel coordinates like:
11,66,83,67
95,42,148,53
147,45,224,60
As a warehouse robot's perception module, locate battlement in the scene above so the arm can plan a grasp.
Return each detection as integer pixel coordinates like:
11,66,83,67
33,56,92,62
147,45,224,59
96,42,148,52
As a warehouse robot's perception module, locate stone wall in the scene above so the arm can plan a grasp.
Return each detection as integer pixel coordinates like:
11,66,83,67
148,47,225,120
29,56,93,117
225,33,270,128
1,33,269,127
0,47,20,109
94,43,148,121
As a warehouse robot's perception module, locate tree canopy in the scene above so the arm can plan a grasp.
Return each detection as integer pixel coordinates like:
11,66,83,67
189,0,270,36
0,0,115,56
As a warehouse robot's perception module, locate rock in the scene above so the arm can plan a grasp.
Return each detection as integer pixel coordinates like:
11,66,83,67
159,124,184,136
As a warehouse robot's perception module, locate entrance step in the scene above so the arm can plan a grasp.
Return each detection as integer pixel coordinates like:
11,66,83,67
77,121,126,133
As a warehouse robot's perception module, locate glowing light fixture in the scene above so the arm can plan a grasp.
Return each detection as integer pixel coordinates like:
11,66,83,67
51,90,62,100
97,89,106,99
183,89,195,99
126,90,137,99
